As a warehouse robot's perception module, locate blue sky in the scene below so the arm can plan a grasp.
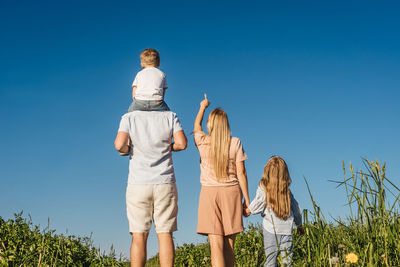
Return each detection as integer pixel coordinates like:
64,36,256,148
1,0,399,258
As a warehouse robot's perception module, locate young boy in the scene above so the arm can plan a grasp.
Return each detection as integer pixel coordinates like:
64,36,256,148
127,48,170,112
121,48,170,156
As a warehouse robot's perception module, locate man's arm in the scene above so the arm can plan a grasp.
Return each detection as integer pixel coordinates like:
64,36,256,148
172,130,187,151
114,131,130,153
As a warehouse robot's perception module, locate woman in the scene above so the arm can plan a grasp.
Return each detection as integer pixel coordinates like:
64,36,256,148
194,94,250,267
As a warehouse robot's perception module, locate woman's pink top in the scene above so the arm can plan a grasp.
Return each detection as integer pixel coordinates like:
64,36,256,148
194,131,248,186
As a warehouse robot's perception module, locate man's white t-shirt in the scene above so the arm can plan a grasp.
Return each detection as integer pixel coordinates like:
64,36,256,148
132,67,168,100
118,111,183,184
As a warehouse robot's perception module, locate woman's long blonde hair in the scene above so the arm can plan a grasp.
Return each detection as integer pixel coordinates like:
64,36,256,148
207,108,231,180
260,156,292,220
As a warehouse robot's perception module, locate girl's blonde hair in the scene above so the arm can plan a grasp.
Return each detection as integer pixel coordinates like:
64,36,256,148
260,156,292,220
207,108,231,180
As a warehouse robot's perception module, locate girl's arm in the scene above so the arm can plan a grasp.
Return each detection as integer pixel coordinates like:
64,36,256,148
291,194,302,225
194,94,209,132
248,186,266,214
237,161,250,209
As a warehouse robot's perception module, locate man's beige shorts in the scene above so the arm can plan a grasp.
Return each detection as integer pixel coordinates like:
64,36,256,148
126,183,178,233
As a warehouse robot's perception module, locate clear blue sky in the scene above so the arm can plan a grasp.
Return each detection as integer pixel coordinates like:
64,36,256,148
1,0,399,258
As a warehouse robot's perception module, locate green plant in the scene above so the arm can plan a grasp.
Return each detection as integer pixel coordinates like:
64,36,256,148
146,159,400,266
0,212,128,266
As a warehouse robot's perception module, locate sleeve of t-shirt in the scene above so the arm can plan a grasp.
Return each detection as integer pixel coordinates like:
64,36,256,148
291,193,302,225
132,73,139,87
163,75,168,89
235,138,248,162
172,113,183,134
248,186,266,215
193,131,207,146
118,115,130,133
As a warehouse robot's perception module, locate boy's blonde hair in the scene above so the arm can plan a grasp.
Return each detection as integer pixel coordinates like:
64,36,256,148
140,48,160,67
207,108,231,180
260,156,292,220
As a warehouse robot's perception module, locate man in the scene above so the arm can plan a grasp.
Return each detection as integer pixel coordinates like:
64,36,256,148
114,110,187,267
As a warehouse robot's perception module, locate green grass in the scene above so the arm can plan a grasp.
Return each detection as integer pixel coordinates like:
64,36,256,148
2,159,399,266
0,213,128,266
147,159,400,266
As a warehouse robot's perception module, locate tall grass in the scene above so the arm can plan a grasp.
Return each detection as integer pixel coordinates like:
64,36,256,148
294,159,400,266
0,213,128,266
147,159,400,266
1,159,399,266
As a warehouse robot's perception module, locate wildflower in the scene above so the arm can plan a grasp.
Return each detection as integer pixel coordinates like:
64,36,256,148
329,256,339,264
345,253,358,263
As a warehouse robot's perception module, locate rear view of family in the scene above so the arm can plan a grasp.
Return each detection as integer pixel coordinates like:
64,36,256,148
114,49,303,267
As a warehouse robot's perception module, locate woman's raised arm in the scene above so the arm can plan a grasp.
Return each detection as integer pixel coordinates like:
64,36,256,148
194,94,210,132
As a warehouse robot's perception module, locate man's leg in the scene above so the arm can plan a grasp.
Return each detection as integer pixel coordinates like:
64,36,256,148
223,234,236,267
209,234,225,267
153,184,178,267
130,232,149,267
157,232,175,267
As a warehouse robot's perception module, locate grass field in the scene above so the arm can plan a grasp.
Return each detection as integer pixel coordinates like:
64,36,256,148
1,159,399,266
147,159,400,266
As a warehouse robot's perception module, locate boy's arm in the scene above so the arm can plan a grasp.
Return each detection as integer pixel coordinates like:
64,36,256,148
132,86,137,100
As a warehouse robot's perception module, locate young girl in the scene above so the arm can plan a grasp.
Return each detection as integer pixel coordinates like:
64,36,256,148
246,156,302,267
194,94,250,267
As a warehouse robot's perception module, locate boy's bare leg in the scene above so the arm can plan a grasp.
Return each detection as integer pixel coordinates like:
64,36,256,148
157,233,175,267
208,234,225,267
223,234,236,267
130,233,149,267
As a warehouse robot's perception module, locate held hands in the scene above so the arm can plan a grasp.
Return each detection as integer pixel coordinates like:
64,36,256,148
243,202,251,217
200,94,210,109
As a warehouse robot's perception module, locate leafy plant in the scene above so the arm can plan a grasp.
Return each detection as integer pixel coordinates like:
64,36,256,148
0,213,128,266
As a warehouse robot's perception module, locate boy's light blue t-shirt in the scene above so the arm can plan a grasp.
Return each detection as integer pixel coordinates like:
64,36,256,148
118,111,183,184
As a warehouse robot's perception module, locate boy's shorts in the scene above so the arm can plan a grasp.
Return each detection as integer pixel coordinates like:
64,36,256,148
126,183,178,233
127,98,170,112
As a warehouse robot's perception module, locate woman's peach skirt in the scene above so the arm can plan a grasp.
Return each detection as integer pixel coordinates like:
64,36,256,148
197,185,244,236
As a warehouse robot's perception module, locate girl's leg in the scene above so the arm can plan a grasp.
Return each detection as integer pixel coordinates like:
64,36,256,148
208,234,225,267
223,234,236,267
279,235,293,266
263,229,279,267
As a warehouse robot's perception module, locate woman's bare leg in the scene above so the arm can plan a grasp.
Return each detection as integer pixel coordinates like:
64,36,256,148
208,234,225,267
223,234,236,267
